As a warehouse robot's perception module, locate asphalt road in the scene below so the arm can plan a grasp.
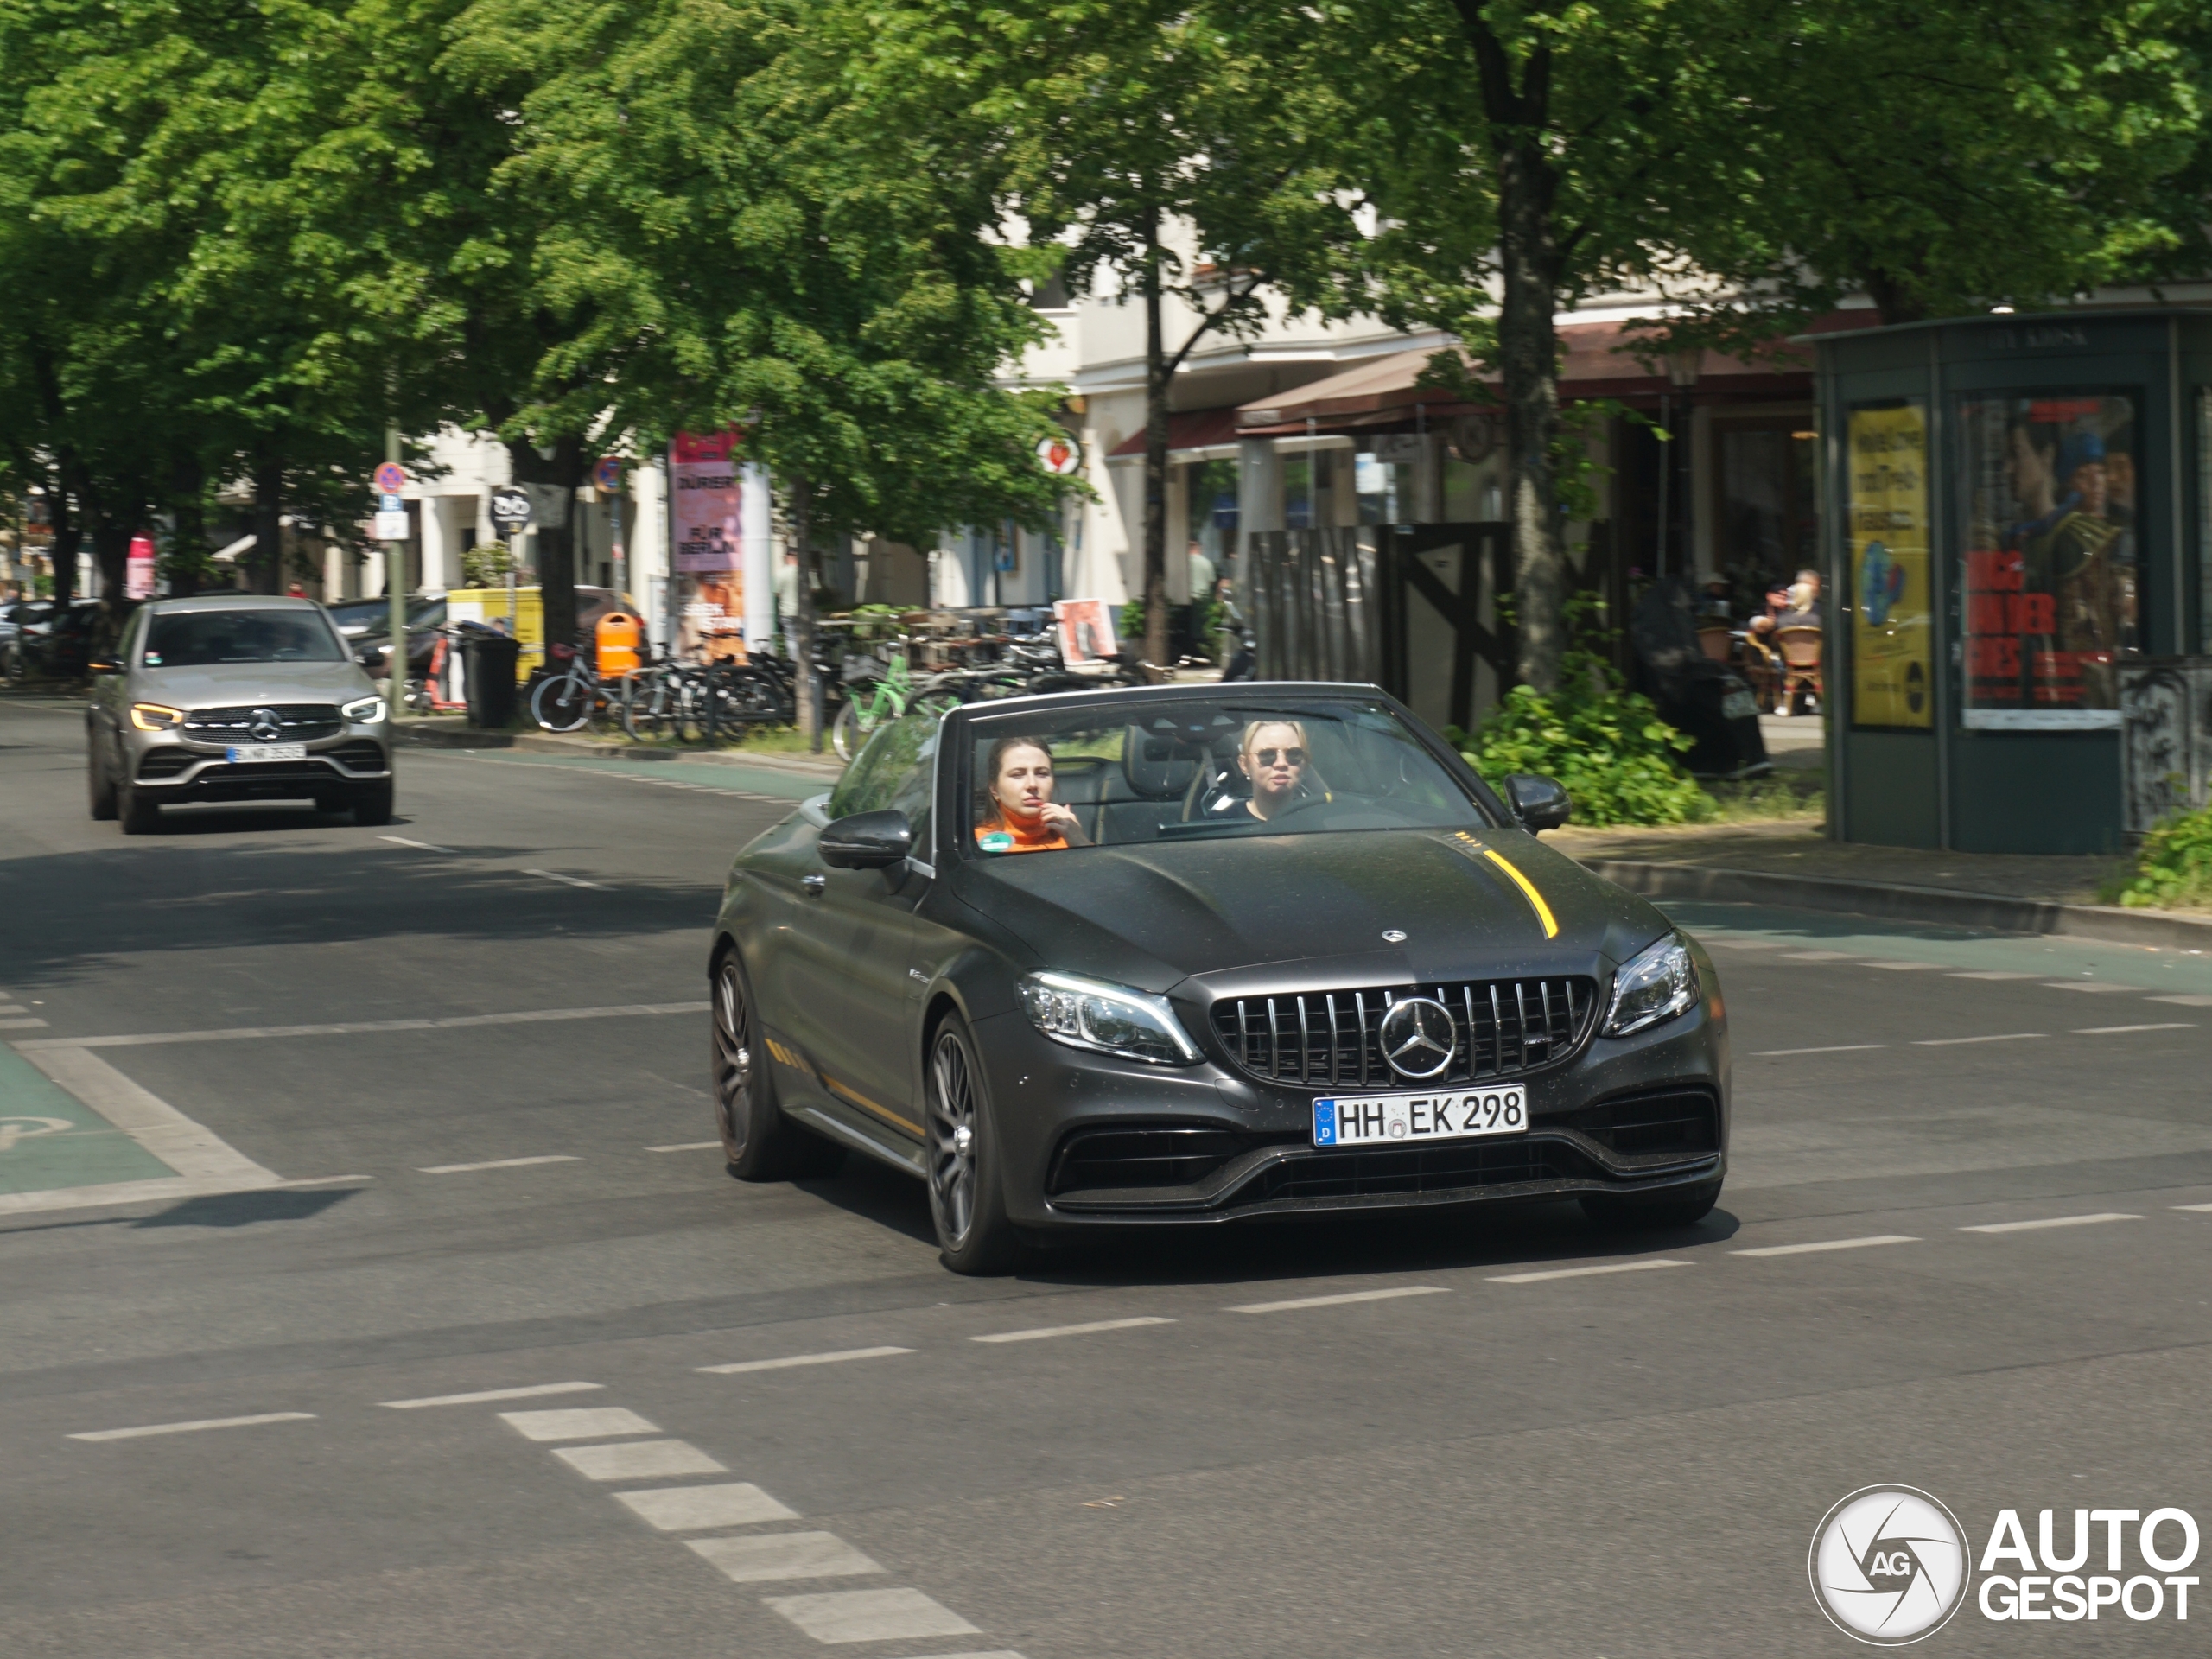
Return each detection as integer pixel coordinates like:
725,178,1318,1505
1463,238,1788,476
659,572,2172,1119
3,696,2209,1657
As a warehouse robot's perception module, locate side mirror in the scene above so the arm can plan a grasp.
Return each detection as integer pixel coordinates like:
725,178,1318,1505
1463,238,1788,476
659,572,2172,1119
1504,773,1571,833
819,809,913,870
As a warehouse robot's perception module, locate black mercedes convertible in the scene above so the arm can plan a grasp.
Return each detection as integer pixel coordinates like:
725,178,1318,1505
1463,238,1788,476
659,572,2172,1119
709,683,1728,1272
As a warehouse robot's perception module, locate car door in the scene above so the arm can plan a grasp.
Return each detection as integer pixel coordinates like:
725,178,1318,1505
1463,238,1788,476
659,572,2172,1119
778,713,938,1153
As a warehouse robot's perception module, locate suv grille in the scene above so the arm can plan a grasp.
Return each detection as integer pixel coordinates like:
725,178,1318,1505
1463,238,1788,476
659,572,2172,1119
183,703,343,742
1211,978,1599,1088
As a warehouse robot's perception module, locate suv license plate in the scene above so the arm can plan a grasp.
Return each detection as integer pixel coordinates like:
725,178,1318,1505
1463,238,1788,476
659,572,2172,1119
226,743,307,762
1313,1085,1527,1147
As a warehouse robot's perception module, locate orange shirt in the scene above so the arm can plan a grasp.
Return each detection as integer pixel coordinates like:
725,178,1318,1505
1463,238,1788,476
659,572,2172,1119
974,818,1069,855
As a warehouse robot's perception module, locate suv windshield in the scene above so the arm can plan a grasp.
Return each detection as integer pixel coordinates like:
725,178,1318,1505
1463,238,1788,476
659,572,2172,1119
144,609,346,667
963,697,1497,855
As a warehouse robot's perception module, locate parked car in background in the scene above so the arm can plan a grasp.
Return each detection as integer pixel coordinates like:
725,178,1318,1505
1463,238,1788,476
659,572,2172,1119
9,598,101,680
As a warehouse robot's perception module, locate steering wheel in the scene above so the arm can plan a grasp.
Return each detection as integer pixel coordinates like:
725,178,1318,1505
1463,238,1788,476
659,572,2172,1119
1255,790,1338,826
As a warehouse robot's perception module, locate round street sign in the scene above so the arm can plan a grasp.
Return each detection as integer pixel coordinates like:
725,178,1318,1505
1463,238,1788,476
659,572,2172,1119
489,486,532,532
374,461,407,495
1036,434,1084,476
592,456,626,493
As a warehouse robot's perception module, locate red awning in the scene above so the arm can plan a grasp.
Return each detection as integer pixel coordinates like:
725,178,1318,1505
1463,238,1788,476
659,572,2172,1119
1105,406,1248,460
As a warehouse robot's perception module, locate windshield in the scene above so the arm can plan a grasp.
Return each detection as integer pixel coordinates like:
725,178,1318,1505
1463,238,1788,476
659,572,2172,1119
963,697,1497,855
143,609,346,667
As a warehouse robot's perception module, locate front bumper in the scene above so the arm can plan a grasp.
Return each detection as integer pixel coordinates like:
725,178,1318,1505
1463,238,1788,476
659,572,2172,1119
126,731,392,802
972,1003,1728,1230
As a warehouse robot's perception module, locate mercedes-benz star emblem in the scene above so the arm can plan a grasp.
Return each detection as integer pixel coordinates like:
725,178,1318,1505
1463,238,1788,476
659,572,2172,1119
248,708,283,741
1381,929,1407,943
1378,996,1456,1079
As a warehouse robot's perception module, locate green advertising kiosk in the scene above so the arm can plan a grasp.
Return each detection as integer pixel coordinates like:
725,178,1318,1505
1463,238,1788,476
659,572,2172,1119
1816,308,2212,853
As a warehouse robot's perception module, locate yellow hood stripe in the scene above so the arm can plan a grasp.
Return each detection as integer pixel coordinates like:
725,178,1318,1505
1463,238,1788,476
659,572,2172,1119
1481,849,1560,939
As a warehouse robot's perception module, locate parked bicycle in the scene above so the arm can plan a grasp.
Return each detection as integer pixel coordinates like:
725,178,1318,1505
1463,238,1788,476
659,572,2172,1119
531,645,645,735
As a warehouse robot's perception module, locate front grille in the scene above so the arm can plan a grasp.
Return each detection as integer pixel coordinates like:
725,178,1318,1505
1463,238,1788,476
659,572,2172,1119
1211,978,1599,1088
183,703,343,742
1569,1087,1719,1160
137,749,196,780
197,761,334,781
1046,1126,1264,1195
1238,1138,1592,1205
326,740,387,772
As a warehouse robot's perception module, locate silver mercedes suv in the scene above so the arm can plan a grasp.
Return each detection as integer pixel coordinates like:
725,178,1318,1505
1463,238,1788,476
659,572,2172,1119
86,595,396,833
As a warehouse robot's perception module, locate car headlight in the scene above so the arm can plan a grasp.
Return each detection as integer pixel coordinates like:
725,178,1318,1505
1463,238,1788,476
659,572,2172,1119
130,702,183,731
1603,932,1699,1037
1017,971,1200,1065
341,695,386,723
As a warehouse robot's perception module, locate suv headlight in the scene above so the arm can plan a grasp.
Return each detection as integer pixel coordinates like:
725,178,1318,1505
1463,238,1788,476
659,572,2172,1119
1603,932,1699,1037
1017,971,1200,1065
341,695,386,723
130,702,184,731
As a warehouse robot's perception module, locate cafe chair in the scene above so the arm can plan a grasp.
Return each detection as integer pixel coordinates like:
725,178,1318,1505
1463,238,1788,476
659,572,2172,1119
1774,626,1822,715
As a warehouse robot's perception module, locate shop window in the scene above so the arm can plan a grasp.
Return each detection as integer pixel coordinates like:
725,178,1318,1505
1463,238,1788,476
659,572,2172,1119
1284,450,1336,529
1956,391,2139,729
1354,452,1412,524
1710,419,1817,598
1183,458,1238,582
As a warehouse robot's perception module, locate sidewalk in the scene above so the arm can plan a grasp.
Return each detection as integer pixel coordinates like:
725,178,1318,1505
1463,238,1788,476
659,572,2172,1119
398,717,846,779
1548,818,2209,950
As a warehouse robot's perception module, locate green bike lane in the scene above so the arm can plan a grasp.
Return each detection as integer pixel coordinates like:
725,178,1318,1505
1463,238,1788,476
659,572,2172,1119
0,1043,177,1198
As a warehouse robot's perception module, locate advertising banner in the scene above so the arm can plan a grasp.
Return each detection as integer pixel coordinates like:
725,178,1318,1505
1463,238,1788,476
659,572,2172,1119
670,429,746,659
1957,392,2138,728
1847,404,1931,728
125,535,157,601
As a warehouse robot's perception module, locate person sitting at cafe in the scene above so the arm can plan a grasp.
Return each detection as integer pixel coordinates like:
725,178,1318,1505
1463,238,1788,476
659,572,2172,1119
973,735,1090,854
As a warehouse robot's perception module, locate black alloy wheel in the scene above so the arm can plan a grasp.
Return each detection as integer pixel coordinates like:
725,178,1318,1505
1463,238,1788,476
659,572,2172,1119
925,1016,1017,1274
711,950,842,1181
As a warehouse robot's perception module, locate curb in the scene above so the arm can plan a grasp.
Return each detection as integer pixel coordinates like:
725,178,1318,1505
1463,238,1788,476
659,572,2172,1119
1585,859,2212,950
397,722,844,777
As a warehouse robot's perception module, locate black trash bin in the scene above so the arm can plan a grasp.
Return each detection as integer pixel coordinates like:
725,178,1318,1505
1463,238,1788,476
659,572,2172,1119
462,630,522,728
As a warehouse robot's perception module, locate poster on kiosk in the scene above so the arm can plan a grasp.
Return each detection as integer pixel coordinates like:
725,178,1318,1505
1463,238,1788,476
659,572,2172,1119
670,429,775,660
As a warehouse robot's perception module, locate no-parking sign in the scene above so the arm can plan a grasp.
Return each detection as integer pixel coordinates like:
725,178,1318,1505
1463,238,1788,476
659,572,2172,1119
374,461,407,495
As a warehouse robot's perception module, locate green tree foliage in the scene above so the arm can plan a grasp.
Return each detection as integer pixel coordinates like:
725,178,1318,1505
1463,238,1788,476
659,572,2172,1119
1450,661,1714,830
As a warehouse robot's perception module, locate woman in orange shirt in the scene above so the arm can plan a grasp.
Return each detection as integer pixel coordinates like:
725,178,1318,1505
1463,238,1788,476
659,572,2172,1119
974,735,1090,854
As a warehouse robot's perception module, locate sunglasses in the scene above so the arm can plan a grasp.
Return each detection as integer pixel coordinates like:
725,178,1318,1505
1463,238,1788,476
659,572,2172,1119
1254,747,1306,766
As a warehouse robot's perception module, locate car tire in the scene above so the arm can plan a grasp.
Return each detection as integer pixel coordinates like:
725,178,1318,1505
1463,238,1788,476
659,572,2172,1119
118,778,161,835
924,1014,1019,1275
88,740,118,821
1579,1178,1723,1231
711,948,845,1181
353,779,395,826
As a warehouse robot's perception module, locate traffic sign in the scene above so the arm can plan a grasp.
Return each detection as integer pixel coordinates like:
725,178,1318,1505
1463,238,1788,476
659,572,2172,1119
374,461,407,495
1037,434,1083,476
593,456,626,493
373,509,410,542
489,487,531,533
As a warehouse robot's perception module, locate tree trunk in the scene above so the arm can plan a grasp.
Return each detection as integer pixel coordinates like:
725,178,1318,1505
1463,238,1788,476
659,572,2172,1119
1461,13,1567,695
1141,217,1172,671
48,456,81,607
508,438,584,671
251,450,284,596
789,472,820,751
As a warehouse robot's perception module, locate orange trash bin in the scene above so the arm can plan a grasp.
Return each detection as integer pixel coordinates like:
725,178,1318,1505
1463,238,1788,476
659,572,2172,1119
595,610,643,677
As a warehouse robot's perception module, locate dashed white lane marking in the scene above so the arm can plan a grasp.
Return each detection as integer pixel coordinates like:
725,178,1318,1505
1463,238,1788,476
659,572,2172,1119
617,1483,799,1531
689,1531,883,1582
1228,1286,1448,1314
1914,1033,2044,1046
1732,1235,1920,1258
0,1017,49,1030
2149,994,2212,1007
378,835,456,853
1859,960,1942,970
1781,950,1855,961
649,1141,721,1153
2073,1023,2195,1035
2174,1203,2212,1213
1488,1259,1691,1284
524,868,610,890
554,1440,727,1480
700,1346,914,1376
2042,981,2145,994
1960,1212,2144,1234
419,1154,579,1174
383,1381,601,1409
499,1406,658,1441
764,1587,982,1644
970,1316,1173,1344
1753,1044,1887,1057
70,1412,315,1442
1949,970,2041,980
16,1002,709,1052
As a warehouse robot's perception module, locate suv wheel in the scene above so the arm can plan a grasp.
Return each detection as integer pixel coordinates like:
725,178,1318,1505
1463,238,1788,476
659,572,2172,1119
88,741,118,821
353,779,395,826
118,778,161,835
